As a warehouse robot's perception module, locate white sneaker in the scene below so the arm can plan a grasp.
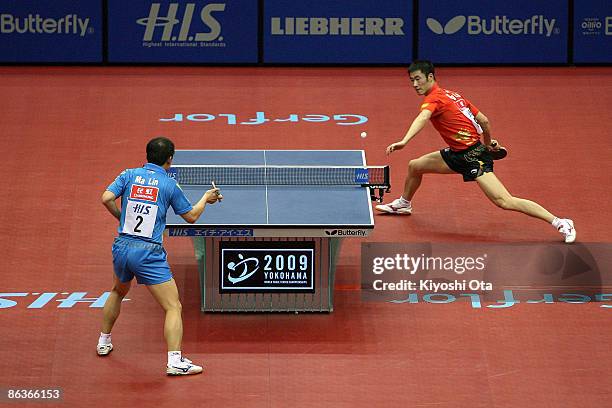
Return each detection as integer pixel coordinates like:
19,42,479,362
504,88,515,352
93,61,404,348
166,357,203,376
96,343,113,356
375,198,412,215
557,219,576,243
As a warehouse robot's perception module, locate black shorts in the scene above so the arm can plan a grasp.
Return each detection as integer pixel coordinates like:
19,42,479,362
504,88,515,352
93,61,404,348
440,142,494,182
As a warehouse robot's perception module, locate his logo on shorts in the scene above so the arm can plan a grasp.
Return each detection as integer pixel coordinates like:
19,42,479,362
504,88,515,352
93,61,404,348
130,185,159,202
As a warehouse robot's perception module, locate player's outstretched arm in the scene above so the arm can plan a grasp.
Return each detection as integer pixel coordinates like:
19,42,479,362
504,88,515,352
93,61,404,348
386,110,432,155
180,188,222,224
101,190,121,221
475,112,494,147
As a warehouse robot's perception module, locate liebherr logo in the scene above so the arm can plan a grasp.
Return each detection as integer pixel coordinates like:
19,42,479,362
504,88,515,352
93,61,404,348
136,3,226,45
426,15,558,37
271,17,404,36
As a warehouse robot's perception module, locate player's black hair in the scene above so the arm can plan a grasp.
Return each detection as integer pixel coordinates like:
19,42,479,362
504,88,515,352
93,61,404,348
146,137,175,166
408,60,435,80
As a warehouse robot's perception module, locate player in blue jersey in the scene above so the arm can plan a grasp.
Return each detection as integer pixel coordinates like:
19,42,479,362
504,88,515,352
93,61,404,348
97,137,222,376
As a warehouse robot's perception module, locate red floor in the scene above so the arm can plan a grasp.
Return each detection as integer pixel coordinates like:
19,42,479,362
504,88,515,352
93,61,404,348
0,66,611,407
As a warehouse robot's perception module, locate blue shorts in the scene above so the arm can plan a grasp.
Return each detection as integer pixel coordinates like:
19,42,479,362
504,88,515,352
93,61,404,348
111,236,172,285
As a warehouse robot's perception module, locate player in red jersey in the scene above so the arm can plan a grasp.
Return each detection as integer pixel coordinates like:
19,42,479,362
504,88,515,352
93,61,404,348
376,60,576,243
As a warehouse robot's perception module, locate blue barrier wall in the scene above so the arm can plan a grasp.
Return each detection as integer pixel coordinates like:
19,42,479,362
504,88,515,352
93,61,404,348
107,0,258,63
0,0,102,62
1,1,609,65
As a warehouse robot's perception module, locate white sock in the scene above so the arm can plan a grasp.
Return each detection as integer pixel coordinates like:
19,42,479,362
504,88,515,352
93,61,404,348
168,351,182,365
98,332,111,346
551,217,562,229
399,196,411,206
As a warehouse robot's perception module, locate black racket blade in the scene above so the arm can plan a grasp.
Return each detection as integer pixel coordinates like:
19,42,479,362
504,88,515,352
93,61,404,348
489,147,508,160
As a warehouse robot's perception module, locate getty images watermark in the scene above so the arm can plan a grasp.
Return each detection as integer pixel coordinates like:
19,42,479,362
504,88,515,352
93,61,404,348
371,251,491,291
361,243,612,307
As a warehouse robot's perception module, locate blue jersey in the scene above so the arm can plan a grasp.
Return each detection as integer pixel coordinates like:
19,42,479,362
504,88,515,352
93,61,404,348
107,163,192,244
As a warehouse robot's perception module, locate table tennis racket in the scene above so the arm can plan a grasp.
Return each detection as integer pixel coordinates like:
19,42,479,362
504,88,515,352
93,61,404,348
489,140,508,160
211,181,222,201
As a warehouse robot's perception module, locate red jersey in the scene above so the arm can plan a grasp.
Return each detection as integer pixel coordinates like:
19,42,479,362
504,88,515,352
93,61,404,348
420,83,482,151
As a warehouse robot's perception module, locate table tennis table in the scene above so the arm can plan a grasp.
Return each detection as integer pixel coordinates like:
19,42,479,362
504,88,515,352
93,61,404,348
165,150,388,312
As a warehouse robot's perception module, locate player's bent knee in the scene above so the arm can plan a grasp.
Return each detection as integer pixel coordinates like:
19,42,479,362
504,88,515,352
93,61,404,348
168,300,182,314
112,284,130,298
408,159,423,174
492,196,515,210
160,295,182,313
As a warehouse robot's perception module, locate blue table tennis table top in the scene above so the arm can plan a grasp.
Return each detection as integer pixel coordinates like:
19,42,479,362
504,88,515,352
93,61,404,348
165,150,375,237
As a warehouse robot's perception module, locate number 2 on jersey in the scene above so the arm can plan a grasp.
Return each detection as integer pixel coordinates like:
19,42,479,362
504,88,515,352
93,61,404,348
134,216,144,233
123,199,159,238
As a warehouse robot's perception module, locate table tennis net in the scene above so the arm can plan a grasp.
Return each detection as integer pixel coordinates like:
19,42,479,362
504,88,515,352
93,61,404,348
169,165,389,186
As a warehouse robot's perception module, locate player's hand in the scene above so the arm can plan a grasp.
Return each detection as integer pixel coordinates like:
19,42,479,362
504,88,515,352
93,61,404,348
386,142,406,155
486,139,501,151
204,188,222,203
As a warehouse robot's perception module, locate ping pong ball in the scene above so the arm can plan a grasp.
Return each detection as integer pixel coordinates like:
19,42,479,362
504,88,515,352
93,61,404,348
360,131,367,138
